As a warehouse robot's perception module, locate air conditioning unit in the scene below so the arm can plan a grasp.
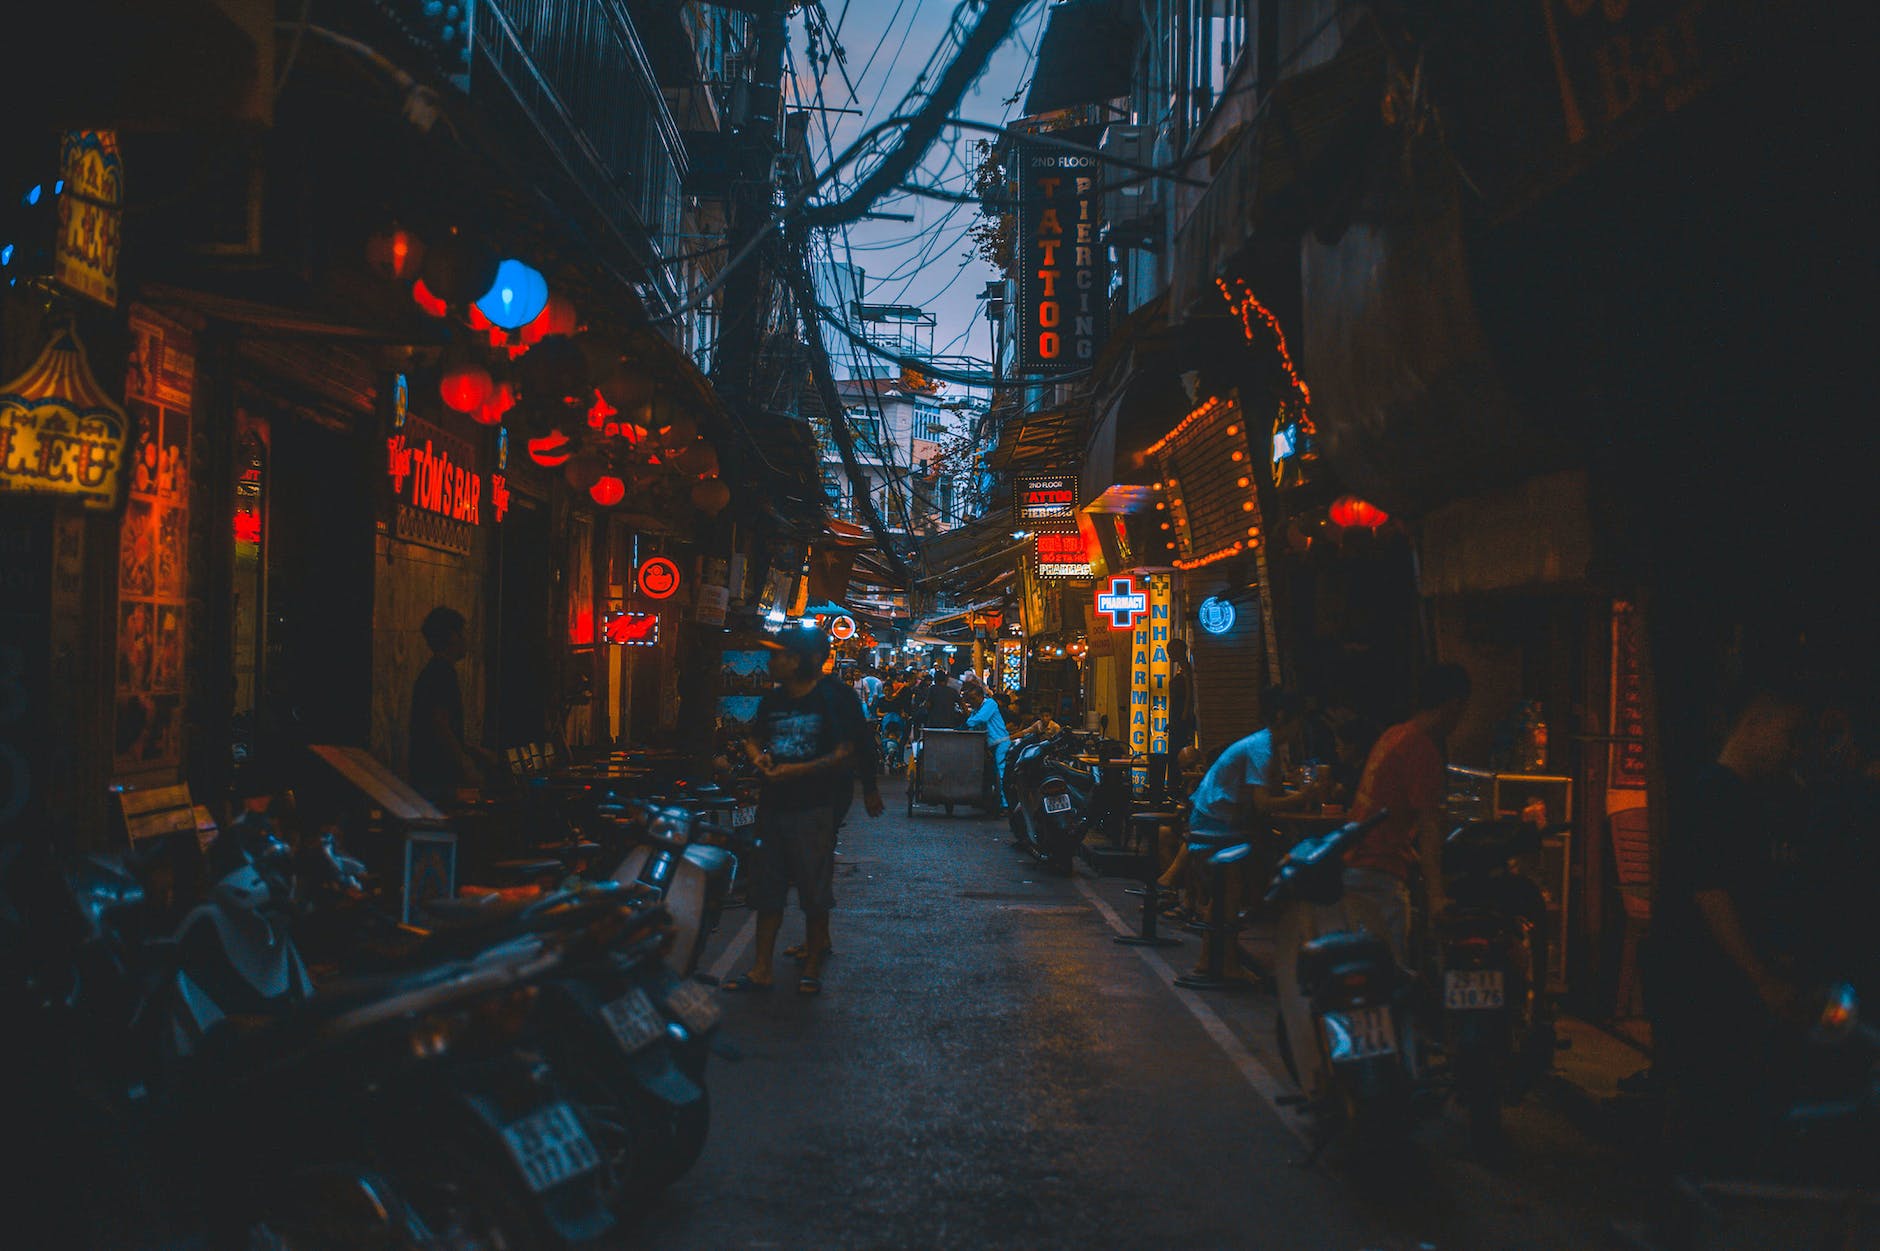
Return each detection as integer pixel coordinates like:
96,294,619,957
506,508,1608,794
1100,124,1167,246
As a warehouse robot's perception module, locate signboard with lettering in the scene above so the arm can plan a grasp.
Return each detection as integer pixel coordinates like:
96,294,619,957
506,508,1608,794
1036,531,1092,578
1015,472,1079,528
1095,576,1147,630
1127,574,1174,770
54,131,123,308
0,328,129,510
1609,599,1647,789
1014,141,1108,373
387,416,480,555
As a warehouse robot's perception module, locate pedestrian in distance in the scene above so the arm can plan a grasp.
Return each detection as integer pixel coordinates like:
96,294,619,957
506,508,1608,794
723,624,866,996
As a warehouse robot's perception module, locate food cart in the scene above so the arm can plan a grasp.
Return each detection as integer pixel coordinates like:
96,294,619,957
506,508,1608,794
908,727,990,816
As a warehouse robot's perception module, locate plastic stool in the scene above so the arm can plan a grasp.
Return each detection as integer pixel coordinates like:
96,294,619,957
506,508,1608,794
1174,841,1259,991
1116,812,1183,948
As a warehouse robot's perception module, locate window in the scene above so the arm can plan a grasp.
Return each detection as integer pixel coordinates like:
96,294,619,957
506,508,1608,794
914,404,944,442
1187,0,1249,130
937,476,956,525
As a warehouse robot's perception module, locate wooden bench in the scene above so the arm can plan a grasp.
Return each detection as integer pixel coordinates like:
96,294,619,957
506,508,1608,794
1609,806,1652,1017
113,782,218,918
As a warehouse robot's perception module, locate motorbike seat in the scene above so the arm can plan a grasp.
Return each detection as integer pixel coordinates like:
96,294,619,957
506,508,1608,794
681,844,736,883
1297,930,1397,992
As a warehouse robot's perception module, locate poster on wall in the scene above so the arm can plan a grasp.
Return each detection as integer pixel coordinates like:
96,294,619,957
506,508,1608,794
115,308,194,775
716,650,771,737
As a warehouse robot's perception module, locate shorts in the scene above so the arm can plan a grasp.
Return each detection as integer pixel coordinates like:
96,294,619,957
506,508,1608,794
747,805,838,914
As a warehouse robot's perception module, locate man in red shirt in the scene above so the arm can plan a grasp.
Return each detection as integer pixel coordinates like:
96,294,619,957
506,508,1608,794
1344,663,1472,946
1275,664,1470,1098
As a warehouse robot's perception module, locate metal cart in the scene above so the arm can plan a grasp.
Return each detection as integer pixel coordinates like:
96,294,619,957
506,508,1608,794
908,727,990,816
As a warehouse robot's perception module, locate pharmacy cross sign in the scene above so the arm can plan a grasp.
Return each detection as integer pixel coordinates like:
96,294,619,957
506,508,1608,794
1096,577,1147,629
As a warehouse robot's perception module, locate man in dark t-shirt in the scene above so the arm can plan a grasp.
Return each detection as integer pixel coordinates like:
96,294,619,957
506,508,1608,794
724,624,865,995
409,606,491,804
1649,692,1809,1162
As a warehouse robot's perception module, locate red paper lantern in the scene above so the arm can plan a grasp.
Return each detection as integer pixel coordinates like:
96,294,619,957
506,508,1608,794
589,475,626,507
681,441,719,480
655,413,696,452
597,365,654,413
421,228,498,305
523,292,578,345
366,226,425,281
412,279,448,318
564,453,605,492
527,429,573,468
691,477,731,517
471,380,515,426
440,360,493,413
1329,495,1389,530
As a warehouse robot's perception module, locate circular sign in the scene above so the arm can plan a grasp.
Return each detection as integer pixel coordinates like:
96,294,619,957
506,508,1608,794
637,556,681,600
1198,596,1236,635
829,615,856,640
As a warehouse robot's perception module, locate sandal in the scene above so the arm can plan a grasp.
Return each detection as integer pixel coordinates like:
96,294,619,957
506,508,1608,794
720,973,773,993
783,944,835,964
796,975,823,996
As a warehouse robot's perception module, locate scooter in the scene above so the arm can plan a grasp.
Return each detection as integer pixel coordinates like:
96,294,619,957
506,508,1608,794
1264,811,1418,1160
6,826,617,1249
300,820,722,1209
1433,818,1565,1149
1004,729,1090,875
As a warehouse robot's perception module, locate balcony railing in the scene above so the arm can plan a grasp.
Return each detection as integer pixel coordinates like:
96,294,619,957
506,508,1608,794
475,0,686,293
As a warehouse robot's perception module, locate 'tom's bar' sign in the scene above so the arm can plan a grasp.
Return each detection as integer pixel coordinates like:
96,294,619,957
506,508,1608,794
388,416,480,554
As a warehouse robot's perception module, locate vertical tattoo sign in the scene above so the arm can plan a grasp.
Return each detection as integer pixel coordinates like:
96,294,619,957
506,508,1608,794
1015,140,1108,373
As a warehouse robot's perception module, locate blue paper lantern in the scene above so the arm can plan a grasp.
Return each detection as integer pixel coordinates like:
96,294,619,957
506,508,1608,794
475,258,549,330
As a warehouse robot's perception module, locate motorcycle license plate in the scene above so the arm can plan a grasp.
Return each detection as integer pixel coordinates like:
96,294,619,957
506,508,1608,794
1444,969,1505,1010
732,804,757,828
1322,1006,1397,1063
664,979,722,1035
1043,793,1072,814
500,1102,601,1194
601,987,667,1055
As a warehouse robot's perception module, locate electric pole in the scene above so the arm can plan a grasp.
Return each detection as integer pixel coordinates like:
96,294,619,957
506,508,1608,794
676,2,791,757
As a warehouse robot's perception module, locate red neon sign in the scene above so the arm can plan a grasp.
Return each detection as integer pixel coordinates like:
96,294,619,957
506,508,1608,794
603,611,660,646
637,556,681,600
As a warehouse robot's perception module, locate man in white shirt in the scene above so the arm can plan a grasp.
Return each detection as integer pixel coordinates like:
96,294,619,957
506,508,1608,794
1165,689,1327,980
962,684,1012,810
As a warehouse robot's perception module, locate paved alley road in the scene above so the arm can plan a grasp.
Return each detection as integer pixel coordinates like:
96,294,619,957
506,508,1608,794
629,781,1657,1251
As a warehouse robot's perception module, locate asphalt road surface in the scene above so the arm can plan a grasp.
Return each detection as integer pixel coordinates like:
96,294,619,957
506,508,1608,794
628,779,1665,1251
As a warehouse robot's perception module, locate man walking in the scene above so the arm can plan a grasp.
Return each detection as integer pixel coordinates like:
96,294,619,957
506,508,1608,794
724,624,865,996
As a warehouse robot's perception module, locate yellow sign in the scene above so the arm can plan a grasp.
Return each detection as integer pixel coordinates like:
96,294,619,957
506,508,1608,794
54,131,123,308
1128,574,1173,768
0,327,129,510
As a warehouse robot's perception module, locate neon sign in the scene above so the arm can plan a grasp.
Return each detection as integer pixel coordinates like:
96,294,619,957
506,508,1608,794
1128,575,1174,768
1095,577,1147,630
637,556,681,600
387,416,480,555
603,611,659,646
1198,596,1235,635
1016,472,1078,524
1015,144,1107,372
1037,531,1092,578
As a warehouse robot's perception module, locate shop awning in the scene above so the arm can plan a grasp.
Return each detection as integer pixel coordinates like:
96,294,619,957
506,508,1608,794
916,512,1028,594
1168,38,1387,316
911,595,1010,642
1023,0,1141,116
986,402,1089,472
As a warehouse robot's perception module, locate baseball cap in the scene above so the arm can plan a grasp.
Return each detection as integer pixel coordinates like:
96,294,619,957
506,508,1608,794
761,622,830,661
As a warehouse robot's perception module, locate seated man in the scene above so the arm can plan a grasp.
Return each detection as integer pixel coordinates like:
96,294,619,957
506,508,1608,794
1168,690,1328,981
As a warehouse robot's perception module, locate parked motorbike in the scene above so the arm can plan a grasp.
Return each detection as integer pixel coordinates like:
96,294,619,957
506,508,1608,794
5,826,616,1249
300,815,723,1210
1434,818,1566,1149
1004,728,1091,875
1264,811,1415,1159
